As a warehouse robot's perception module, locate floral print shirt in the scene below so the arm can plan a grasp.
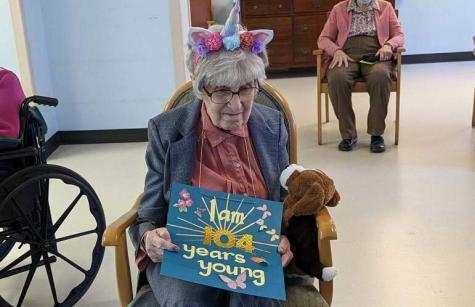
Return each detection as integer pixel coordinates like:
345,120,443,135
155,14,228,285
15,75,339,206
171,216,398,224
347,0,380,38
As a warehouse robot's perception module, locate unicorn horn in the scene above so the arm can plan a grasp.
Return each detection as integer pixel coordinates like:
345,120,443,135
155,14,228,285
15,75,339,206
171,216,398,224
221,0,241,50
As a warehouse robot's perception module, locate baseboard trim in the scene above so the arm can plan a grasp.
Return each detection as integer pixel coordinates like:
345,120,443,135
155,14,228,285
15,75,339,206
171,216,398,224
402,52,474,64
46,128,148,157
59,128,148,144
45,132,62,157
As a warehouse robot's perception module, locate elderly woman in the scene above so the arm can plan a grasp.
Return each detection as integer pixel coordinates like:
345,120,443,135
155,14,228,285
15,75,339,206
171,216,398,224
128,3,307,307
318,0,404,152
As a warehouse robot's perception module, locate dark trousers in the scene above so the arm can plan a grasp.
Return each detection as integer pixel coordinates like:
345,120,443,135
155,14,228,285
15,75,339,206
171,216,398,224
326,36,394,139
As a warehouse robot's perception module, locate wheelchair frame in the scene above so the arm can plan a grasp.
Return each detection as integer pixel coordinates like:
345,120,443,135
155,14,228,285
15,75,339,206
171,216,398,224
0,96,106,306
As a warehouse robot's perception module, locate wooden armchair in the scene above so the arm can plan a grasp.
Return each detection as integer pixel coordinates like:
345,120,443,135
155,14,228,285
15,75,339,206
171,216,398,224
312,47,406,145
102,81,338,306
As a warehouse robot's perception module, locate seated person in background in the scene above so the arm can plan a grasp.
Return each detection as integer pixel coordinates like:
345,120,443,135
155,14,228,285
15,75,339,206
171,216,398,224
0,67,24,143
128,2,331,306
0,68,26,176
318,0,404,152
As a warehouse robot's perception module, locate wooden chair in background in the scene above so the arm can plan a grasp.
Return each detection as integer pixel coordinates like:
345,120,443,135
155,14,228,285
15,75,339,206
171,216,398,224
312,47,405,145
313,5,405,145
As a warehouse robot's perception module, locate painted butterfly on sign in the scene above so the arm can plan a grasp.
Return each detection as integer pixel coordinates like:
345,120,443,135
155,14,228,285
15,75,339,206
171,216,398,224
219,272,247,290
256,204,271,219
256,218,268,231
266,228,279,241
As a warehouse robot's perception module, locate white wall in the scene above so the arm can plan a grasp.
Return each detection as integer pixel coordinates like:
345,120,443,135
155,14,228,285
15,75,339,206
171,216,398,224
34,0,179,131
22,0,59,138
0,0,20,74
397,0,475,55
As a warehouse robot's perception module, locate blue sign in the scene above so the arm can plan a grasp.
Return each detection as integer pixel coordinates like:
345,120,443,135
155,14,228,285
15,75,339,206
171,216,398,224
160,183,286,300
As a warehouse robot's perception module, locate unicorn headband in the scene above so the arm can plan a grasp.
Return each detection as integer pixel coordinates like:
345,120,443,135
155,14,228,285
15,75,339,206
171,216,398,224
189,0,273,64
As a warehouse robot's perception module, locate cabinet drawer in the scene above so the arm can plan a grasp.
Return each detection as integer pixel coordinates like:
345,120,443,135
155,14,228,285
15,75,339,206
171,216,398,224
293,15,327,41
293,0,340,13
293,39,318,65
244,17,292,40
268,0,292,14
243,0,268,16
267,40,293,67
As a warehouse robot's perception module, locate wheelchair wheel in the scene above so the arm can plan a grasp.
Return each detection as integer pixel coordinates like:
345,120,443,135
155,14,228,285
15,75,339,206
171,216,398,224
0,164,106,307
0,238,14,262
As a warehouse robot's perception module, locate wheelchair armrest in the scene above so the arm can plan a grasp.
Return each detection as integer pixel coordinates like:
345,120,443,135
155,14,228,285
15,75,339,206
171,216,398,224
315,207,337,241
0,147,37,161
24,95,58,107
102,194,142,247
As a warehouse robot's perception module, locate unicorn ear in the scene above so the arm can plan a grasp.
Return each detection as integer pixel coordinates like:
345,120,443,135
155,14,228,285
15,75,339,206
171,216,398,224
249,29,274,46
188,27,212,45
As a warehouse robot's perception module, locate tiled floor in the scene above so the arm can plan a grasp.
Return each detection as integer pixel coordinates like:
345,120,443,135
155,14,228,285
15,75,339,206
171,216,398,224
1,61,474,306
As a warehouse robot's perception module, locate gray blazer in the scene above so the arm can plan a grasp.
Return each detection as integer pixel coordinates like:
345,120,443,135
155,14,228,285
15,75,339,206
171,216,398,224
130,100,289,250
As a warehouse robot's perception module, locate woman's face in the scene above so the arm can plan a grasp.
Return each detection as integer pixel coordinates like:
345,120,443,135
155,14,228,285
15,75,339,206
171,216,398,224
202,81,258,131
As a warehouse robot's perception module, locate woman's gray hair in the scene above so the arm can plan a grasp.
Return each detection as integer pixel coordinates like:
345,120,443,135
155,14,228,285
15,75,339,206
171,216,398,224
186,25,269,97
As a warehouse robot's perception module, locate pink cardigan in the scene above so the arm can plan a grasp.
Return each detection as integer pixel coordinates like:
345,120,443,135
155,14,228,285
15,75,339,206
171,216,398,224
317,0,404,78
0,68,25,139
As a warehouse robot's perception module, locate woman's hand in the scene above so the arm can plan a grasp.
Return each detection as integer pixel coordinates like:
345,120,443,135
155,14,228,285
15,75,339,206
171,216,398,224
329,50,355,69
376,44,393,61
144,227,180,263
278,235,293,267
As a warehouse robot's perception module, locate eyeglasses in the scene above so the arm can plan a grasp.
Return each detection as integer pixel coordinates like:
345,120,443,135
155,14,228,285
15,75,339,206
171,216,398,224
203,84,260,104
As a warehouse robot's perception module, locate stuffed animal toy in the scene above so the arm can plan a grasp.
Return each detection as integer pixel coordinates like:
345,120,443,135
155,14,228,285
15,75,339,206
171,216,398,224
280,164,340,282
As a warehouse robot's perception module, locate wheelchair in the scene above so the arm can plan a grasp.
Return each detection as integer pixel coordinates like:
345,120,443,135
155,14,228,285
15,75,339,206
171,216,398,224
0,96,106,306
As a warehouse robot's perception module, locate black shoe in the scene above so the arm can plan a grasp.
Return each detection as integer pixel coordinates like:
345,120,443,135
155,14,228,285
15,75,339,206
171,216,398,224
338,138,357,151
370,136,385,153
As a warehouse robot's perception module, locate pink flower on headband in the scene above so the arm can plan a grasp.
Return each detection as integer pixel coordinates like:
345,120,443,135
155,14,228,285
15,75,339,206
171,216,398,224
240,32,255,50
251,40,265,54
205,33,223,51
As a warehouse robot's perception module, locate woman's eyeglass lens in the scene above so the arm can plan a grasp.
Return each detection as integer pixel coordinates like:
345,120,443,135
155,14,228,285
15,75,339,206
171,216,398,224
205,87,259,104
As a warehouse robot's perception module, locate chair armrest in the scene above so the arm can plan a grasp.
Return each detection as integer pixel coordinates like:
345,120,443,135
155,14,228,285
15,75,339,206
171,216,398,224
102,194,142,247
102,194,143,307
315,207,337,241
313,49,324,81
396,47,406,54
313,49,323,56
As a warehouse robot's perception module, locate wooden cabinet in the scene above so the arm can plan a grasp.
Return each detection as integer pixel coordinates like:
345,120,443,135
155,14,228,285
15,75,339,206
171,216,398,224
241,0,396,70
242,0,340,69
